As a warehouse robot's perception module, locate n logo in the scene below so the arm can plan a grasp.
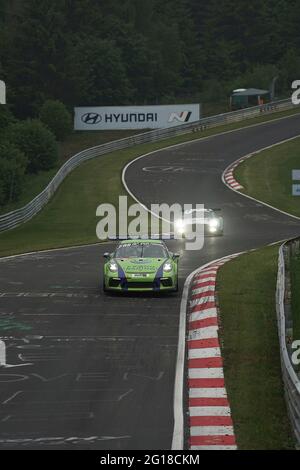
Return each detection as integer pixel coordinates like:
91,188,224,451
168,111,192,123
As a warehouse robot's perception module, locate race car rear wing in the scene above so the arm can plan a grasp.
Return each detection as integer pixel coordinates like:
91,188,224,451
107,233,175,241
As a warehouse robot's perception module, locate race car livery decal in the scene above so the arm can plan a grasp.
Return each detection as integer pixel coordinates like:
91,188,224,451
117,262,128,291
153,261,166,291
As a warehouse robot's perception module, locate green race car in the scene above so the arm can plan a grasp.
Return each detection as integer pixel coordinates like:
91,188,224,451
103,239,179,293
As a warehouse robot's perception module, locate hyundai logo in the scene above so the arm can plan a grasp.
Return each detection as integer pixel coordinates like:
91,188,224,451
81,112,102,125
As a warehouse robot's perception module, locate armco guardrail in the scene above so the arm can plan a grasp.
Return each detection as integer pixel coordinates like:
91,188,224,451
0,98,295,233
276,240,300,445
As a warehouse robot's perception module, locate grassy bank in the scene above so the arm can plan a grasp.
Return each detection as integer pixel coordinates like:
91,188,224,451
235,136,300,218
218,246,295,449
0,146,138,256
0,108,300,257
0,130,140,216
234,132,300,341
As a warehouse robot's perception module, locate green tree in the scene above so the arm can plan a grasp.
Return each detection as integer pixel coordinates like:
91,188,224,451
132,0,154,35
7,119,58,173
0,0,298,114
0,106,17,134
120,32,158,103
40,99,72,141
279,49,300,94
0,0,6,22
199,0,280,78
0,142,27,206
2,0,68,116
66,37,133,105
230,64,279,94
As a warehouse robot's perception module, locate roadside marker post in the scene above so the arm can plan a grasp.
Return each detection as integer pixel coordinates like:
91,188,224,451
0,80,6,104
292,170,300,196
0,340,6,366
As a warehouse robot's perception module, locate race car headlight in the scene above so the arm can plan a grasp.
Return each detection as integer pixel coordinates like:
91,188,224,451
108,260,118,272
175,220,186,233
163,261,173,273
209,218,220,229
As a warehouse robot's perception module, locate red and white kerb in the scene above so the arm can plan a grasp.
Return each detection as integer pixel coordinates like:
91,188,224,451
187,255,239,450
223,161,244,191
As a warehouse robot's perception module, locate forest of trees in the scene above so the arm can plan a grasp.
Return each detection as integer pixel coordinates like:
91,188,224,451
1,0,300,118
0,0,300,208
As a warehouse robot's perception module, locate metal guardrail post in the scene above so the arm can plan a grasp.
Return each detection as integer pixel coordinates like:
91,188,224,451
276,240,300,446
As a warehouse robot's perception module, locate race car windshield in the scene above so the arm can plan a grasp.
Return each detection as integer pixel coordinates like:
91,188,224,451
184,209,209,218
115,244,167,259
184,209,210,222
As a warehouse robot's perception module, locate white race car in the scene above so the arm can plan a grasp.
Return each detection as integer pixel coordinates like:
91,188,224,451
175,208,224,236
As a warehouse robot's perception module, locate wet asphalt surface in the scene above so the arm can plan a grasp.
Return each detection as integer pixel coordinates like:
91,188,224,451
0,114,300,449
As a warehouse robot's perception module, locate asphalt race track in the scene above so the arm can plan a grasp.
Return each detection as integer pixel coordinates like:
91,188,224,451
1,114,300,450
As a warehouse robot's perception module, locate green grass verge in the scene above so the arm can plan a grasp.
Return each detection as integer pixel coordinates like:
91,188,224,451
218,245,295,450
0,130,140,215
2,107,299,217
235,131,300,341
235,136,300,218
0,147,135,257
0,107,300,257
290,251,300,340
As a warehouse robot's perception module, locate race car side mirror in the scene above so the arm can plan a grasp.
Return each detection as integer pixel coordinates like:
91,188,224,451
103,253,110,259
173,253,180,259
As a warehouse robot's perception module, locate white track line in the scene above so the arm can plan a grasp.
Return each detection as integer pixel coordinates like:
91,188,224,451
0,241,113,263
222,134,300,221
1,111,299,449
122,112,300,220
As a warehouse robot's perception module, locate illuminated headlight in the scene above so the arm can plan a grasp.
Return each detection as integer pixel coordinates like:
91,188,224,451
108,260,118,272
175,220,186,234
209,218,220,231
163,261,173,272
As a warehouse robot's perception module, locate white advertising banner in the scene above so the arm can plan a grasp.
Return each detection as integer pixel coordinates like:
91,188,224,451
292,184,300,196
292,170,300,181
74,104,200,130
